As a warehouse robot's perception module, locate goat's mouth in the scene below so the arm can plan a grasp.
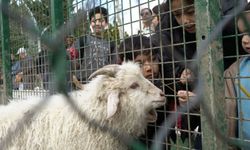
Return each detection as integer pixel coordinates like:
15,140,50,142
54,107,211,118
146,98,166,123
147,109,157,123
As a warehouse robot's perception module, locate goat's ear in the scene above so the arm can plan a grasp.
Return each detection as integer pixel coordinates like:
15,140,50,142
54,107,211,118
106,90,120,119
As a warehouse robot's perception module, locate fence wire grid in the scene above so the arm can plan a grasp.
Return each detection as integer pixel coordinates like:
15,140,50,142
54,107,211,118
0,0,250,149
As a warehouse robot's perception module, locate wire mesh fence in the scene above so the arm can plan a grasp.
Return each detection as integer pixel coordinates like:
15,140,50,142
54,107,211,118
0,0,250,149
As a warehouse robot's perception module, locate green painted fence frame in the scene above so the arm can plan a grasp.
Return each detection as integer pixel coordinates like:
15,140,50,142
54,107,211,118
0,0,11,104
0,0,242,149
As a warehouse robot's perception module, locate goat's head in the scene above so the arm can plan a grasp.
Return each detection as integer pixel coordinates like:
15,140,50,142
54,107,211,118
89,62,166,123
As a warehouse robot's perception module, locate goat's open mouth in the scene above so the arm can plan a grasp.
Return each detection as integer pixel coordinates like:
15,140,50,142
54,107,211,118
147,109,157,123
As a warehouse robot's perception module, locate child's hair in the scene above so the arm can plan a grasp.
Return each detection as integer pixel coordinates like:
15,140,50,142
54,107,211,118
170,0,194,5
238,2,250,20
89,6,108,23
237,2,250,31
244,2,250,12
152,5,160,21
118,35,160,62
140,8,152,16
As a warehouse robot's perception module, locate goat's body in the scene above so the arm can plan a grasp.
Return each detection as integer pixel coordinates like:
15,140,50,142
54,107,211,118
0,90,129,150
0,62,165,150
0,78,144,150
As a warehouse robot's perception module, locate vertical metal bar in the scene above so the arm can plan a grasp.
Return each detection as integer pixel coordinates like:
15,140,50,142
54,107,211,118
0,0,12,104
67,0,73,34
51,0,64,33
50,0,67,93
195,0,228,149
67,0,73,19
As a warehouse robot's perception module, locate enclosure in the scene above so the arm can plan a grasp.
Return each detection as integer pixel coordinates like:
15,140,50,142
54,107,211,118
0,0,250,149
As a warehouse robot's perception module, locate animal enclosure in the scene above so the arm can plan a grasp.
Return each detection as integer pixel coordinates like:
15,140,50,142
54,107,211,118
0,0,250,149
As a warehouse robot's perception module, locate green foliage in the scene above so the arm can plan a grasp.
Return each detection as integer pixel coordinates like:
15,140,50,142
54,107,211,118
23,0,73,28
8,1,28,54
7,0,76,55
72,8,89,38
169,135,195,150
103,22,129,45
103,22,120,43
5,0,128,55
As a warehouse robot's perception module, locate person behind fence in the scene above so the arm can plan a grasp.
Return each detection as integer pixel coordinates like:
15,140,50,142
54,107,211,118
151,6,160,32
12,47,36,90
118,35,169,149
159,0,245,149
224,3,250,149
222,0,248,70
138,8,155,36
11,52,20,90
158,0,202,149
79,6,117,83
151,4,169,32
64,35,81,90
65,35,79,61
150,2,171,34
12,48,25,90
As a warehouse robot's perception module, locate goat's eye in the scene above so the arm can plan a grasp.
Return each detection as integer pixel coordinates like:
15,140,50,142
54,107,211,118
130,82,140,89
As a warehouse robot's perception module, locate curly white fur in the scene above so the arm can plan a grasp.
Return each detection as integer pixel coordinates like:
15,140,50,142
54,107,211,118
0,62,165,150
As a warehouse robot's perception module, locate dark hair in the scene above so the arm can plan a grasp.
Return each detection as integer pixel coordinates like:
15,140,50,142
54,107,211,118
237,2,250,23
140,8,152,16
152,4,167,22
152,6,158,13
89,6,108,22
118,35,160,62
245,2,250,11
170,0,194,5
157,2,179,31
66,35,74,39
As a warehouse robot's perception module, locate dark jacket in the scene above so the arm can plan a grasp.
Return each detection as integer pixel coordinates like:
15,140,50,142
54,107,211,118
79,35,117,82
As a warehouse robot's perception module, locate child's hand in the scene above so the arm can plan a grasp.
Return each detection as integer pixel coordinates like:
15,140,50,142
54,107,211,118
180,68,193,84
177,90,196,105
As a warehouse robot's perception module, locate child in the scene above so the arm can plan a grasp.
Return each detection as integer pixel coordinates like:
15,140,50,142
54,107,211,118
138,8,155,36
65,35,79,60
224,3,250,149
160,0,200,149
118,35,166,149
118,35,161,80
79,6,117,83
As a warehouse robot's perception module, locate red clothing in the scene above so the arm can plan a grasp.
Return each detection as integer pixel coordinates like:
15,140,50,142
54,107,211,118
67,46,79,60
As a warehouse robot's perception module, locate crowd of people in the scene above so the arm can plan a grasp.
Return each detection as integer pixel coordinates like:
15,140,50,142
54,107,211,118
9,0,250,149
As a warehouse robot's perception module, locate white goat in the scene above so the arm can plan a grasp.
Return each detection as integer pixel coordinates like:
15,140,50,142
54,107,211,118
0,62,166,150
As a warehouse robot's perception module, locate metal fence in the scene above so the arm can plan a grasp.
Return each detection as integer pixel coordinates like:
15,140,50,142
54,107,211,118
0,0,250,149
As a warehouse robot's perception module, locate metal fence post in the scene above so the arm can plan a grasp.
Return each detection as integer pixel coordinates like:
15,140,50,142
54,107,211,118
50,0,67,93
0,0,12,104
67,0,73,19
195,0,228,149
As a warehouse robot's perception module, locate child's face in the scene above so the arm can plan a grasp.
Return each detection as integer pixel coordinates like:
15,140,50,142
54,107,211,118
19,52,26,60
241,35,250,54
238,11,250,54
171,0,195,33
66,37,74,46
90,13,108,36
141,8,153,25
134,54,160,79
